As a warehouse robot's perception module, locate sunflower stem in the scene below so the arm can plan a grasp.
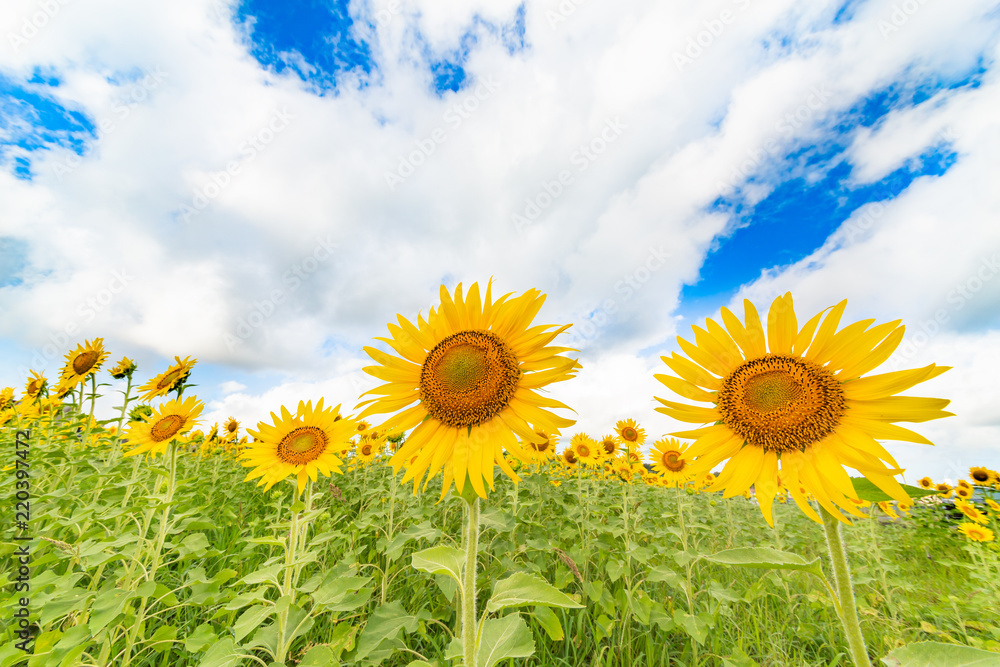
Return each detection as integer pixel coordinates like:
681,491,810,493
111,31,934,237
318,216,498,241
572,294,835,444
675,485,699,665
461,494,480,667
821,506,873,667
278,483,305,663
382,469,397,605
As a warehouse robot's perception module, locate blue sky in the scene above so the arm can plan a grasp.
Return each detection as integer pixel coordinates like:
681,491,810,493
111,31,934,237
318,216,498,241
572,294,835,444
1,0,999,481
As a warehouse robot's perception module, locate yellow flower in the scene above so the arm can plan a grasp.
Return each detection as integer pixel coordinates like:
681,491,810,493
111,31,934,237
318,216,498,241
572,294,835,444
357,281,579,499
655,293,953,526
570,433,599,465
560,447,579,467
24,371,46,400
0,388,14,411
650,438,694,487
59,338,110,389
955,500,989,525
615,418,646,447
109,356,136,380
954,485,973,500
355,438,379,464
936,483,953,499
985,499,1000,513
137,356,196,401
522,429,559,462
123,396,204,458
223,416,240,439
242,399,357,495
917,477,934,490
598,434,621,460
958,523,995,543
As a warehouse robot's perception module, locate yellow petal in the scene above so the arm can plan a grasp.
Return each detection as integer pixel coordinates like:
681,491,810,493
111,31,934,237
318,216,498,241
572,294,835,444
767,293,797,355
654,374,717,402
842,364,950,401
661,353,721,390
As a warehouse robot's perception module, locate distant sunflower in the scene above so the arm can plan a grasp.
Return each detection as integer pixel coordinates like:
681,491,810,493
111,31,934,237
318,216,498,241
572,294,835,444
958,523,995,543
357,281,579,498
571,433,599,465
0,388,14,411
138,356,196,401
626,446,644,466
955,500,988,525
242,399,356,495
954,486,973,500
969,467,992,485
355,439,378,464
524,429,559,462
123,396,204,458
936,483,953,498
615,418,646,447
596,434,619,459
109,356,136,380
356,420,370,434
651,438,694,487
224,416,240,439
655,293,952,525
985,499,1000,513
561,447,579,467
24,371,46,400
59,338,109,389
613,459,635,483
917,477,934,490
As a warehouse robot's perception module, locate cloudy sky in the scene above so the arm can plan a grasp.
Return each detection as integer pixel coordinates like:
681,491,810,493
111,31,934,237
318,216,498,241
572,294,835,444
2,0,998,483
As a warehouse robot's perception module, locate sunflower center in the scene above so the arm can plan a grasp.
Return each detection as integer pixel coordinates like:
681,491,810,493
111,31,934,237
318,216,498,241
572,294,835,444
972,470,990,482
157,368,185,390
662,450,685,472
150,414,185,442
577,444,591,458
419,330,520,428
27,380,41,395
361,443,373,456
717,354,845,453
601,439,617,455
621,427,638,441
535,433,551,452
72,351,99,376
277,426,328,465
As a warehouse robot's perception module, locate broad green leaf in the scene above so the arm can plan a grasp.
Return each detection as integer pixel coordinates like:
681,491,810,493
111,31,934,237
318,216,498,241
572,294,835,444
148,625,177,653
881,641,1000,666
298,645,336,666
700,548,824,578
310,571,373,612
89,588,137,634
530,605,564,641
184,624,217,653
673,610,709,645
606,557,625,582
411,545,465,586
239,563,284,587
485,572,583,613
177,532,211,558
851,477,938,502
354,601,419,662
197,638,239,667
477,614,535,667
233,604,274,643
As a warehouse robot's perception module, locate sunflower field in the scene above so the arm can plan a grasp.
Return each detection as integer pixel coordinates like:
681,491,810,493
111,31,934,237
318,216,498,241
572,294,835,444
2,285,1000,667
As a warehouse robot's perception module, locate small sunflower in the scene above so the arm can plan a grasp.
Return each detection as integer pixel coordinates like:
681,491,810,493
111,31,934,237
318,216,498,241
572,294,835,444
958,523,995,543
626,446,644,466
59,338,110,389
123,396,204,458
917,477,934,490
224,416,240,438
561,447,579,467
571,433,599,465
109,356,137,380
137,356,196,401
955,500,989,525
877,501,898,520
24,371,46,400
615,418,646,447
0,388,14,411
969,467,992,485
523,429,559,461
985,499,1000,513
936,483,953,498
242,399,357,495
651,438,694,487
613,459,635,483
355,439,379,464
954,486,973,500
357,281,579,498
598,434,621,460
655,293,952,526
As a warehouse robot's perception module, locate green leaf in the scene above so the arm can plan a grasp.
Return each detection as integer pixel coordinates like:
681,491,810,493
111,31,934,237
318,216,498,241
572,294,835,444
672,610,709,645
197,638,239,667
298,645,336,666
89,588,137,634
530,605,564,641
485,572,583,613
310,570,373,612
185,624,218,653
700,548,824,578
606,557,625,582
881,641,1000,666
354,601,419,662
148,625,177,653
851,477,939,502
477,614,535,667
233,605,274,643
177,532,211,558
411,545,465,586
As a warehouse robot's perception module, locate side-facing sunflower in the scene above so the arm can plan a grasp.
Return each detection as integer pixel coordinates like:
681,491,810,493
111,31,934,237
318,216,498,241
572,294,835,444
958,523,995,543
522,429,559,462
109,356,137,380
0,388,14,411
59,338,110,389
123,396,204,458
137,356,197,401
357,281,579,498
223,416,240,440
651,438,695,487
24,371,46,400
955,500,988,525
655,293,952,526
936,483,953,498
560,447,579,467
242,399,357,495
598,434,621,460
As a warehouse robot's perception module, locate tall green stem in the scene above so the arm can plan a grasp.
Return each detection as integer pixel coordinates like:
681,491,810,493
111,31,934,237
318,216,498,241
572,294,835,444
821,506,873,667
462,495,480,667
277,484,305,662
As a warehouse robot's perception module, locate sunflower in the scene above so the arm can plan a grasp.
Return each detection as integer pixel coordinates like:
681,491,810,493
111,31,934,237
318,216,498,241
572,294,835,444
958,523,995,543
561,447,579,467
955,500,989,525
109,356,137,380
24,371,46,400
651,438,694,487
936,483,953,499
957,479,972,490
123,396,204,458
59,338,110,389
968,466,991,485
615,418,646,447
356,420,370,434
523,429,559,462
613,459,635,483
654,293,953,526
355,439,379,464
357,281,579,498
954,486,973,500
242,399,357,495
917,477,934,490
877,501,898,520
224,416,240,439
0,388,14,412
985,499,1000,513
597,434,620,459
626,446,644,466
137,356,196,401
896,501,912,514
571,433,599,465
